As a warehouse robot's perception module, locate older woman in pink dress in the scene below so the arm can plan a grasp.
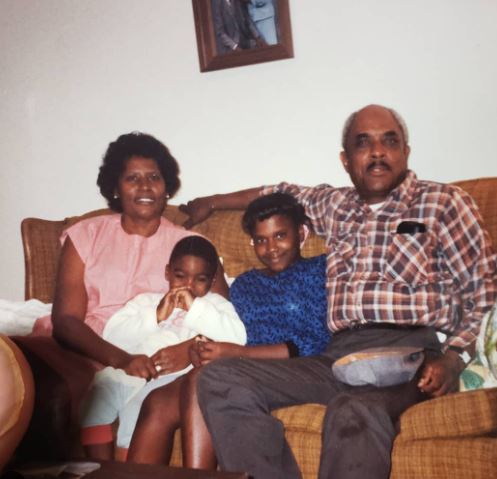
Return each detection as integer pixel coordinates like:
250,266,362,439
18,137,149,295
44,132,228,459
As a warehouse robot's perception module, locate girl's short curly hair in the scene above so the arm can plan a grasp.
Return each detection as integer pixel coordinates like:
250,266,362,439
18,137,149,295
97,132,181,212
242,192,308,236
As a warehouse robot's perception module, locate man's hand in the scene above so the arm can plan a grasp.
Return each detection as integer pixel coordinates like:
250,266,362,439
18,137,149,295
195,341,245,366
152,340,194,374
179,197,214,229
417,349,464,397
179,189,261,229
121,354,158,380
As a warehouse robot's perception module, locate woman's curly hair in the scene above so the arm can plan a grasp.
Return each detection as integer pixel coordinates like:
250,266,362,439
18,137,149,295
97,132,181,212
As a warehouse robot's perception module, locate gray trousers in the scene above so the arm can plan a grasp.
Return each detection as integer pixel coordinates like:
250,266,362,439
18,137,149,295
197,327,441,479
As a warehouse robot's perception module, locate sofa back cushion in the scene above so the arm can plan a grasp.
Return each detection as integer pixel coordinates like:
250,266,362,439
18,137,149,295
21,177,497,303
452,177,497,250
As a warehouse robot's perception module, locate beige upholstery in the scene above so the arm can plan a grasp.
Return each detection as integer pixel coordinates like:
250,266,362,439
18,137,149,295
19,177,497,478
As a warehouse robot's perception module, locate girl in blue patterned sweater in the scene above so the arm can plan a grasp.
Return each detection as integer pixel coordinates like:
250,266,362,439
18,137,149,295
128,192,330,467
199,192,330,361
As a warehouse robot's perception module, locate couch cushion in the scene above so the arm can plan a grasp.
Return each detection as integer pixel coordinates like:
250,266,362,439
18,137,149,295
191,210,327,279
452,177,497,251
271,404,325,479
272,403,325,434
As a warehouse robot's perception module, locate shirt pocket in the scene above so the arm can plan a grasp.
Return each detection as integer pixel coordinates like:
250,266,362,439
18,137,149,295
384,231,439,285
326,231,356,277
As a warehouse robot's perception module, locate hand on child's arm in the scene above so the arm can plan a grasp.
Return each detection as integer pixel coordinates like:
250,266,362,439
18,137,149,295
196,341,245,365
189,342,202,368
189,335,211,367
152,338,195,374
123,354,158,380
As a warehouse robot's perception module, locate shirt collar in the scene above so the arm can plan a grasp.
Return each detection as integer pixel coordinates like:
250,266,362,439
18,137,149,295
387,169,417,213
345,169,418,213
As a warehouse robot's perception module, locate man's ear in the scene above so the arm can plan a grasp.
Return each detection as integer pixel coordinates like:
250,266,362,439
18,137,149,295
340,151,350,173
165,264,171,281
404,145,411,161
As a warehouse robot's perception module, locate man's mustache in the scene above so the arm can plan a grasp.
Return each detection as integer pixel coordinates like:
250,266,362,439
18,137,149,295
367,160,391,172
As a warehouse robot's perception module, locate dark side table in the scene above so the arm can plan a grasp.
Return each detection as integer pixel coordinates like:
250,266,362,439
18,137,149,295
85,461,249,479
4,461,248,479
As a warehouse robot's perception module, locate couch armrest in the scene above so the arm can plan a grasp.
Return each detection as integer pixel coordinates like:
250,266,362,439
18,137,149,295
397,387,497,441
10,336,98,461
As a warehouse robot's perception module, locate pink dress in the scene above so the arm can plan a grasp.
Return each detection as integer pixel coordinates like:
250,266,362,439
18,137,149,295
33,214,195,336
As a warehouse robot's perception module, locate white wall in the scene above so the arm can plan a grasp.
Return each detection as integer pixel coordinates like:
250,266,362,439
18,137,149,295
1,0,497,300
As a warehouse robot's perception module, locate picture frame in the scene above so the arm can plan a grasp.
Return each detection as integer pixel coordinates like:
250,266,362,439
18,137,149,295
192,0,294,72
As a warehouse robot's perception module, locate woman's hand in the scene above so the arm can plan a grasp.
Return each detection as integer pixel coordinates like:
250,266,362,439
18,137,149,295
152,339,194,374
195,341,245,365
121,354,158,380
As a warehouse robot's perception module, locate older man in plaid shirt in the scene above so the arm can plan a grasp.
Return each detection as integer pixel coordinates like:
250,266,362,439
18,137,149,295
182,104,497,479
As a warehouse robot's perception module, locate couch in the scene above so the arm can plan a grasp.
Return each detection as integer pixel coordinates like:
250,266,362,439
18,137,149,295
11,177,497,478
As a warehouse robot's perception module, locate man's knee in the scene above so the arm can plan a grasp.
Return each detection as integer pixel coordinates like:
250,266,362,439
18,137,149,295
323,393,392,441
319,394,394,479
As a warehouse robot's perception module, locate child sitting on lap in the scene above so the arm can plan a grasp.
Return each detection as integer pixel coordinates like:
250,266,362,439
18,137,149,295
79,236,246,458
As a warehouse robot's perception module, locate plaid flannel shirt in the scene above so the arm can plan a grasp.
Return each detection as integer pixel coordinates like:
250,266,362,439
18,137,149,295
266,170,497,350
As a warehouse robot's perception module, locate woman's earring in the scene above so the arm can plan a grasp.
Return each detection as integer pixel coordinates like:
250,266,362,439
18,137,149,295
113,193,119,199
165,194,170,199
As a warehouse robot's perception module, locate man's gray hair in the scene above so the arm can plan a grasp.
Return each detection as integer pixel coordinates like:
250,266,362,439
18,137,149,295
341,106,409,150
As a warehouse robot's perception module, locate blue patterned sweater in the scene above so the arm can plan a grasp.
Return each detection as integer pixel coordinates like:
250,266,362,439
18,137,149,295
229,255,330,356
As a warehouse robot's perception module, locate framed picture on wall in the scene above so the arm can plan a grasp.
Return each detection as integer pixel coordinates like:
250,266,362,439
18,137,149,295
192,0,294,72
